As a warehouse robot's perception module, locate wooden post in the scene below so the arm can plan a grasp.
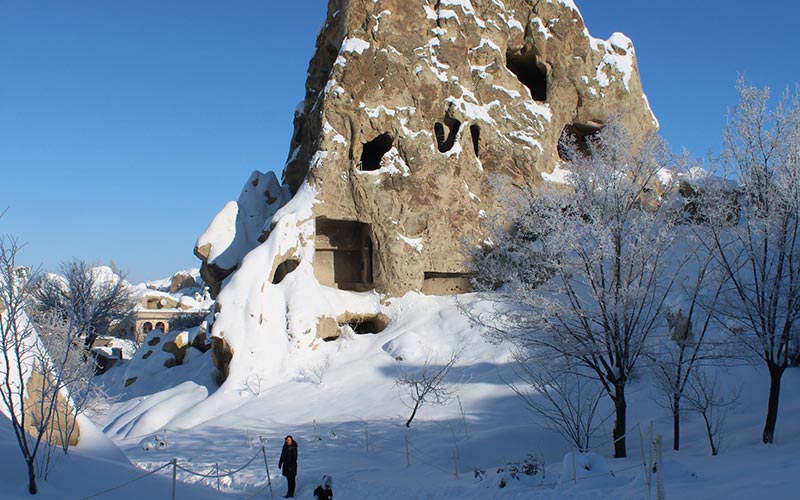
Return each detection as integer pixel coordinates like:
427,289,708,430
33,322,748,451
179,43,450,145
452,448,460,480
314,419,319,445
656,435,666,500
365,423,369,453
215,463,220,492
639,424,651,500
405,434,410,467
572,450,577,485
171,458,177,500
261,445,275,499
457,395,469,439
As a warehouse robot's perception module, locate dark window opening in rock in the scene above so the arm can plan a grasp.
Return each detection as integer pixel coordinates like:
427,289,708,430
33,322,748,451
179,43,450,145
558,123,603,160
360,133,394,171
155,321,167,333
142,322,153,336
469,124,480,157
506,49,548,102
342,314,389,335
272,259,300,284
434,118,461,153
422,272,473,295
314,218,375,291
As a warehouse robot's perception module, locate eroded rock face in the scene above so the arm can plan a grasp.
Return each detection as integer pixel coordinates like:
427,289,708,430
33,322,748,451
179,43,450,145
282,0,656,296
197,0,658,387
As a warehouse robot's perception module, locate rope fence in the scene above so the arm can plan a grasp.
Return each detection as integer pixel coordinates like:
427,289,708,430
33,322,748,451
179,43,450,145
78,444,273,500
87,415,669,499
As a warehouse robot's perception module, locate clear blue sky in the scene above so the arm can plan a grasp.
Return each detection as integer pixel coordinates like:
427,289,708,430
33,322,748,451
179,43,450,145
1,1,798,283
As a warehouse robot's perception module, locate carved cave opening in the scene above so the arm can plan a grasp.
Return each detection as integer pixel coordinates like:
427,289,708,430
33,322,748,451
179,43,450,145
314,218,374,291
506,49,548,102
421,272,473,295
272,258,300,284
322,313,390,342
469,124,480,157
360,133,394,171
434,117,461,153
558,123,603,159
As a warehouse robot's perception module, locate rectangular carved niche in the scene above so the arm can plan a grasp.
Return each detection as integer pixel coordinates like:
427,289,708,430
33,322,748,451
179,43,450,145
314,218,374,291
421,272,472,295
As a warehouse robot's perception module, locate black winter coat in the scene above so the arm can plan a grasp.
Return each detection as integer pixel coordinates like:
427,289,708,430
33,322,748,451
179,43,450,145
313,486,333,500
278,442,298,477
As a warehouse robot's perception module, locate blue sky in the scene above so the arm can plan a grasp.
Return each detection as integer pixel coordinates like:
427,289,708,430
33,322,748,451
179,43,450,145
1,1,798,283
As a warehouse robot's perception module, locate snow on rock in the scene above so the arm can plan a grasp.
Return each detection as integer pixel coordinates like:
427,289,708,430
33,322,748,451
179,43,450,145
195,170,290,276
340,37,371,54
195,0,658,421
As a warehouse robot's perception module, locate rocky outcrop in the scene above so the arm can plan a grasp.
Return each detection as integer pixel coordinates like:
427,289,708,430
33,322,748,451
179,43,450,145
197,0,658,386
169,272,197,293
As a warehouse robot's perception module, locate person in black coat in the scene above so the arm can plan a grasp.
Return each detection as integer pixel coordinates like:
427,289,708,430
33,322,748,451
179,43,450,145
278,435,298,498
313,474,333,500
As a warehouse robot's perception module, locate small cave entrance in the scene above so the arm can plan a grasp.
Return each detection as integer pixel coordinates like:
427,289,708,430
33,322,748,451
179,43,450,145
155,321,167,333
320,313,390,342
421,272,473,295
434,117,461,153
558,123,603,160
506,48,548,102
360,133,394,171
272,258,300,284
314,218,375,291
469,124,480,157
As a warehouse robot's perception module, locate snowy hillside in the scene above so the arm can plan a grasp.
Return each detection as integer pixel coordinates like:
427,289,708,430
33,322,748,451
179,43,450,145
82,293,800,500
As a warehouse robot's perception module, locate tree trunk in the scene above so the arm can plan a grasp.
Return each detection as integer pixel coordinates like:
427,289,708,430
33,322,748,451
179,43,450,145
27,458,37,494
405,401,421,427
672,398,680,451
762,362,785,444
612,386,627,458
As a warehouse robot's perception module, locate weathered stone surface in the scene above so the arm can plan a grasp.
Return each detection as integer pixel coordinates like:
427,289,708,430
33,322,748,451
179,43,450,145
24,366,80,447
197,0,659,384
279,0,657,297
141,295,180,310
169,272,197,293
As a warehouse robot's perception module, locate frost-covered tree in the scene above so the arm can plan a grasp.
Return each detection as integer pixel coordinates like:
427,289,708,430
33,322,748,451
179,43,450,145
648,222,727,452
1,236,103,494
34,260,134,349
467,117,678,458
701,80,800,444
685,368,741,456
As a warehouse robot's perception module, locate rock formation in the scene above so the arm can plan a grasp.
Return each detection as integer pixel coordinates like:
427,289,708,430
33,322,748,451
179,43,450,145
195,0,658,386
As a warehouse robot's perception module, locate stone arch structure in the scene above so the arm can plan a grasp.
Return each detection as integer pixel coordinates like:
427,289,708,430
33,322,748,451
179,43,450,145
133,310,177,342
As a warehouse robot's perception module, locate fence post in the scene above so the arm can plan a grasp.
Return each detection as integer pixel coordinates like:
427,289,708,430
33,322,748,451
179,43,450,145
261,444,275,499
215,463,220,492
164,428,168,447
171,458,177,500
452,448,460,480
314,419,318,445
405,434,410,467
655,435,665,500
247,430,252,448
365,423,369,453
639,424,651,500
572,450,577,485
457,395,469,439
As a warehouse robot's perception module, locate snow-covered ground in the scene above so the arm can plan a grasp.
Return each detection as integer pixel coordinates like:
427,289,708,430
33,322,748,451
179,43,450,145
39,292,794,500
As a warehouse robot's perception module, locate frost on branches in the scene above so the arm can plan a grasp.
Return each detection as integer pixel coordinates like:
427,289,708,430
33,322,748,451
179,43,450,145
466,116,679,458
